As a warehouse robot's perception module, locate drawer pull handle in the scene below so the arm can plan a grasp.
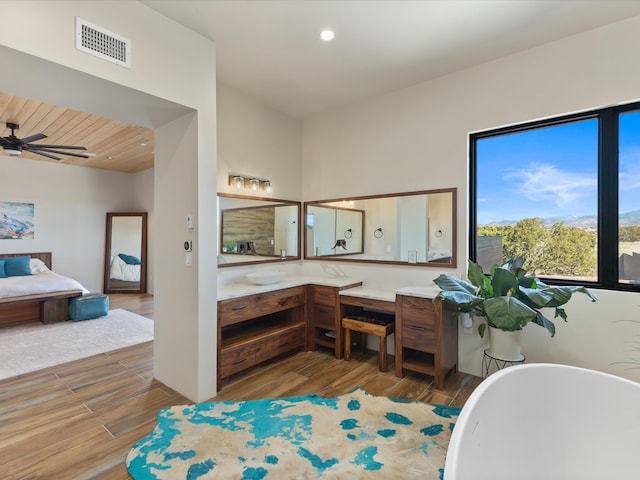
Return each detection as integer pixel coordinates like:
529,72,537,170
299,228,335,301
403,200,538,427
359,300,373,305
318,307,330,314
408,325,426,331
410,306,427,311
278,341,289,348
318,292,330,297
232,304,247,311
233,358,246,365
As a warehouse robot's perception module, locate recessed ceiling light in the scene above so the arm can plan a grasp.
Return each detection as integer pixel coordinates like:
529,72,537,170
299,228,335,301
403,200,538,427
140,143,147,147
320,29,335,42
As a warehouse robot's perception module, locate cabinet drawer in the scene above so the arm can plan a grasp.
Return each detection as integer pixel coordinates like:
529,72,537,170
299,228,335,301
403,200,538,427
220,324,304,379
402,323,436,352
401,296,436,329
313,285,336,306
253,324,305,365
313,304,335,329
219,286,306,326
220,343,254,379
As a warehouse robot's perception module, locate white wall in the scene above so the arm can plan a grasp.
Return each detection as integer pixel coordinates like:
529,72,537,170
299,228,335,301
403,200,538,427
217,83,302,200
0,155,137,292
302,15,640,382
1,0,218,402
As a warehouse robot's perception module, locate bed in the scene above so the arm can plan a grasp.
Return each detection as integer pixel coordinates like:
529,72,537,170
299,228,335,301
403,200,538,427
109,254,141,282
0,252,88,328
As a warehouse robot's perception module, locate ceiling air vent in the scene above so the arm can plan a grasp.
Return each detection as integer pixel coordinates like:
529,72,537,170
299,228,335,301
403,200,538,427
75,17,131,68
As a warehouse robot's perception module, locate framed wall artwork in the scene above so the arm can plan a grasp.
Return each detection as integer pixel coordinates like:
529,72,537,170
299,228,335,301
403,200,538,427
0,202,34,239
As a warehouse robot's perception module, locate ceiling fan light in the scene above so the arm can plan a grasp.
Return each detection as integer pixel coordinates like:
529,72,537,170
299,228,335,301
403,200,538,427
3,147,21,155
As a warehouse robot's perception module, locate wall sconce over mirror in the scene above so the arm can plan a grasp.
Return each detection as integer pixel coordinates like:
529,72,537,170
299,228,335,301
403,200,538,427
218,192,301,267
304,188,457,267
229,174,272,193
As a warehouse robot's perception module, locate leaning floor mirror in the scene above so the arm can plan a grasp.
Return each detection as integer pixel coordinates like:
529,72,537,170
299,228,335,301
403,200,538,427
103,212,147,294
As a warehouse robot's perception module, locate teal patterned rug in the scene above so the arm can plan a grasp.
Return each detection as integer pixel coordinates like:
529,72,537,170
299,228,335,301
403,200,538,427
126,388,460,479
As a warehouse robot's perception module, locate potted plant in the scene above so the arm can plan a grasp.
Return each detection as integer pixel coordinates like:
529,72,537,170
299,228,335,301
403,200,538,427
433,258,598,360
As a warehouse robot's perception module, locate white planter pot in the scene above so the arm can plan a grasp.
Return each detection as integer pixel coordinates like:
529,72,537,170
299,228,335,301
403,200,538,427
488,327,523,361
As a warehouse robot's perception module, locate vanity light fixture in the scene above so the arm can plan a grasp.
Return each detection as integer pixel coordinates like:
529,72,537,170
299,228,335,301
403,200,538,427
228,174,272,193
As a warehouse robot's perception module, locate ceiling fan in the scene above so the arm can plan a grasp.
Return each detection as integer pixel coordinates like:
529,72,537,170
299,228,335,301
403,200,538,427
0,122,93,160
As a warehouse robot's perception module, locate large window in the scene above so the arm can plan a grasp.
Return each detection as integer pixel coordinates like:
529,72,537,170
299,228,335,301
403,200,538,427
470,102,640,291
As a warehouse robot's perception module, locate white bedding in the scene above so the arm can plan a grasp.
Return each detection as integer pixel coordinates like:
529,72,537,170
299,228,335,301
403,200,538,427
0,269,89,299
110,255,141,282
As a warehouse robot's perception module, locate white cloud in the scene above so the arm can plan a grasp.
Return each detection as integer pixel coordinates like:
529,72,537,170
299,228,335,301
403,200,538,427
502,163,596,208
619,146,640,191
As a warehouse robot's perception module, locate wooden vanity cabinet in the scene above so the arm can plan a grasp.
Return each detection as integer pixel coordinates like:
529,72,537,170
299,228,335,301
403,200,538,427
395,294,458,389
308,282,362,358
217,286,306,388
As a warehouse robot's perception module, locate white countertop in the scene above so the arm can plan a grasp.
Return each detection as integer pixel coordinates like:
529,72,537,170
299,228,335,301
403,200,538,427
218,272,442,302
218,275,362,301
338,286,396,303
395,285,441,299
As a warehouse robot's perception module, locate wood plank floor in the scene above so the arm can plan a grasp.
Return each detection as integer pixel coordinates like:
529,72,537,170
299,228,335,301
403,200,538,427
0,294,482,479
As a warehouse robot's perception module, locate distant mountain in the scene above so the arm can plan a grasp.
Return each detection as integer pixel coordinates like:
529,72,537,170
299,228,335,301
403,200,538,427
484,210,640,228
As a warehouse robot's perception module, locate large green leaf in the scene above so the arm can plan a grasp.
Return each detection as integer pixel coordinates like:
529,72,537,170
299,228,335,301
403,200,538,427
434,290,485,313
483,296,537,331
519,285,598,309
433,274,477,295
518,286,556,309
467,260,486,289
491,267,518,296
531,310,556,337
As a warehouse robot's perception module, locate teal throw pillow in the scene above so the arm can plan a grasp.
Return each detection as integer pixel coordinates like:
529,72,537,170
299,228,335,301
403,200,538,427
118,253,141,265
4,255,32,277
0,259,6,278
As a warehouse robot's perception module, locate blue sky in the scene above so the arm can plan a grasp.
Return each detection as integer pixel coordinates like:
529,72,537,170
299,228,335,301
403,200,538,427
476,112,640,225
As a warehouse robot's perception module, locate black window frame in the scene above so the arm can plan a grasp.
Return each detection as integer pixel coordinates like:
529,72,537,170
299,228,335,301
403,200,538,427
470,101,640,292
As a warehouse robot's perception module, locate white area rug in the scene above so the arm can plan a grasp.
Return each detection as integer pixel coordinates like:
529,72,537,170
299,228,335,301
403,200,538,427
0,308,153,380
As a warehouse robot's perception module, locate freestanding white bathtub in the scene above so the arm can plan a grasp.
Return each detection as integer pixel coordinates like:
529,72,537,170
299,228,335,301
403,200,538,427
444,363,640,480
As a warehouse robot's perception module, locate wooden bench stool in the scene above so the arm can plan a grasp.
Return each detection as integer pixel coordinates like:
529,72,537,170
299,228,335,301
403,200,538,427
342,312,395,372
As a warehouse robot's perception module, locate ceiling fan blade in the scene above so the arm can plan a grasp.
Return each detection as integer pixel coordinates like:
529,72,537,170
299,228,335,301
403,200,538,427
28,144,86,150
20,133,48,144
26,147,91,159
28,149,61,160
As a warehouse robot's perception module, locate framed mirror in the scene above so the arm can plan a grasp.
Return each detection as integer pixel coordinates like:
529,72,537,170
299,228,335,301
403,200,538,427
304,188,457,267
218,193,301,267
103,212,147,294
306,205,364,257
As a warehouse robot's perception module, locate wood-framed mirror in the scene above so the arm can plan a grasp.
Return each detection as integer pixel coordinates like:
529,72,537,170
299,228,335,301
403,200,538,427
304,188,457,267
103,212,147,294
305,204,365,257
218,193,301,267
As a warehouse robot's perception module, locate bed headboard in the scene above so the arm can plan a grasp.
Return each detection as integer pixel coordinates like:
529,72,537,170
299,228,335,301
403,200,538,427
0,252,52,270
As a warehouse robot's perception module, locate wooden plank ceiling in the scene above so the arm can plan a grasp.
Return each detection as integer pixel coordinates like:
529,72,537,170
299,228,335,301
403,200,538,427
0,92,154,173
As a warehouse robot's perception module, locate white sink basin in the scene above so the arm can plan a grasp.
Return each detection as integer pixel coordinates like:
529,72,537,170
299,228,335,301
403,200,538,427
246,271,285,285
